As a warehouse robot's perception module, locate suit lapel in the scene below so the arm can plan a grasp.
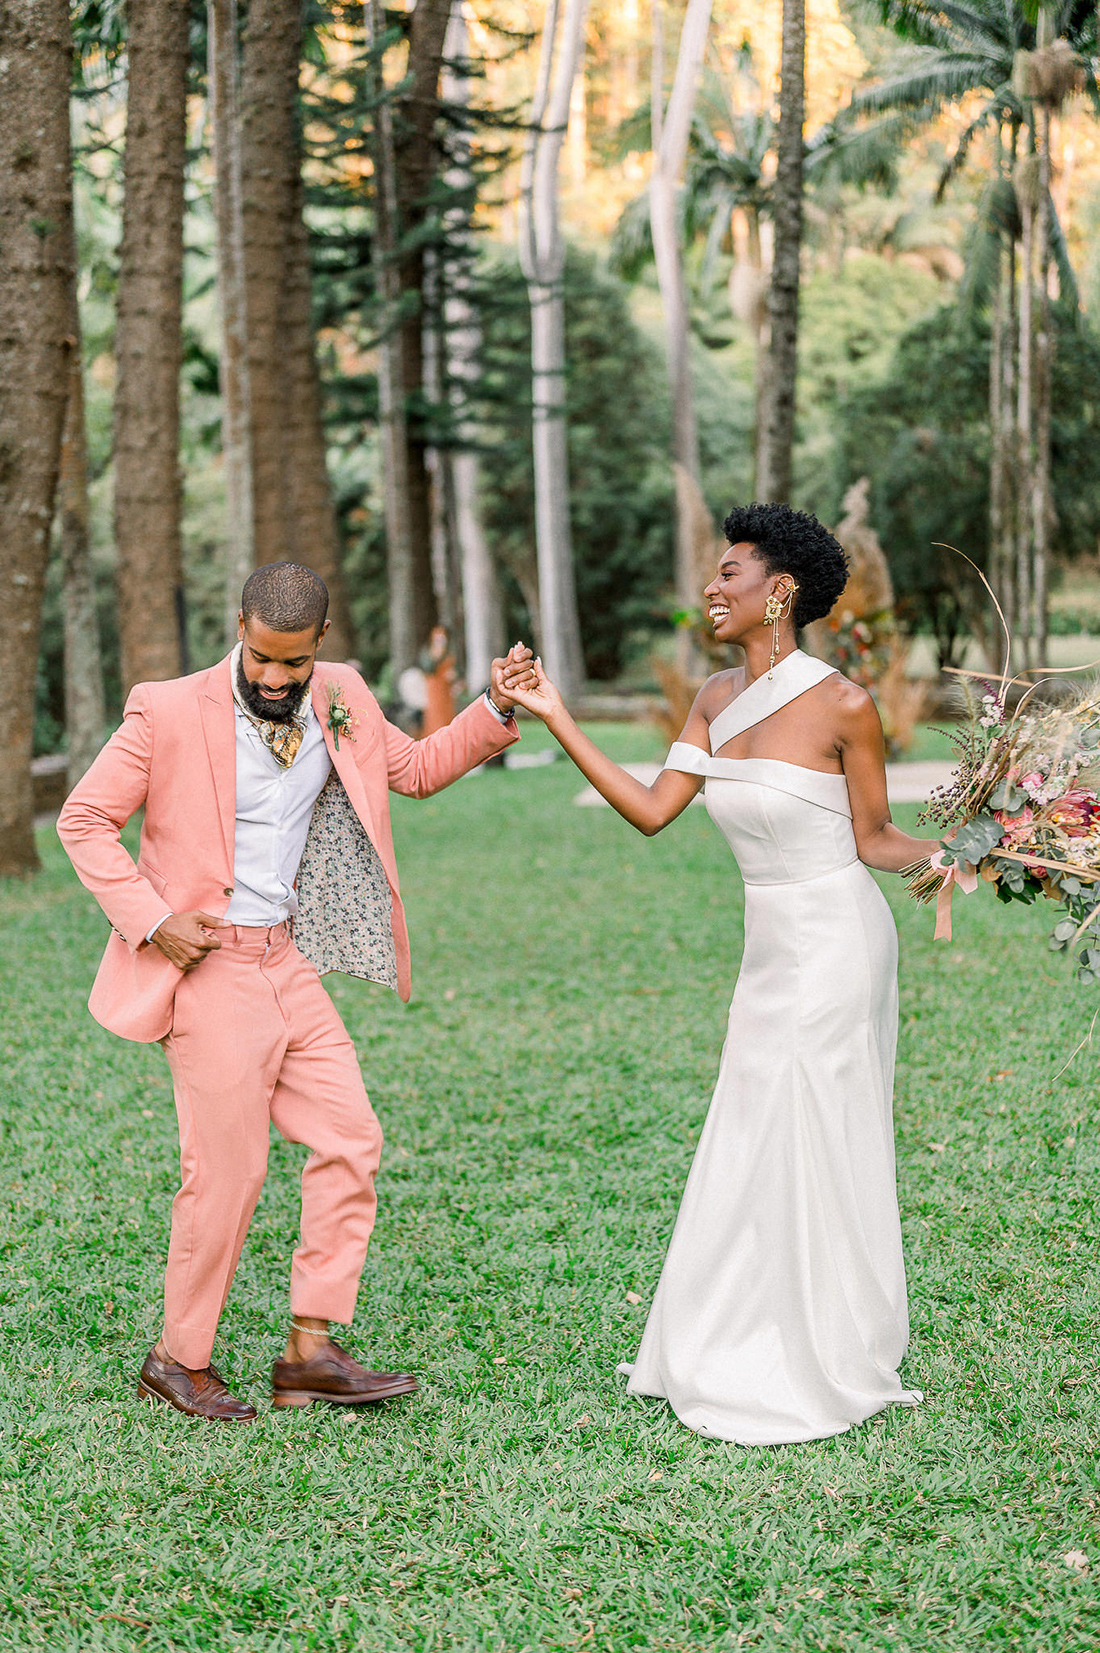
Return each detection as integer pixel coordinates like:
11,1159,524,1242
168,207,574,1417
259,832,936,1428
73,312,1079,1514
312,672,371,821
199,654,237,875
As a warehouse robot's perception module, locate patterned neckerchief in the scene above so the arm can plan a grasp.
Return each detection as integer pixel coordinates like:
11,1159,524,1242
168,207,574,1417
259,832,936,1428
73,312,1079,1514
230,643,311,769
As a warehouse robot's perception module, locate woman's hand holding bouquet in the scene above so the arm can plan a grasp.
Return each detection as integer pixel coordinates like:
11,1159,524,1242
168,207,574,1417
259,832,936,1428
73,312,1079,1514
907,683,1100,981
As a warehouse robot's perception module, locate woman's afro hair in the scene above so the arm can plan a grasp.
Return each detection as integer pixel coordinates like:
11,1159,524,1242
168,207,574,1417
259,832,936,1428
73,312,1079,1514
721,502,849,628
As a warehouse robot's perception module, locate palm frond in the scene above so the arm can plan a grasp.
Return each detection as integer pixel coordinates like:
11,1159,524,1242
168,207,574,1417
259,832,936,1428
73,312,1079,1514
851,53,1009,115
931,0,1022,53
874,0,975,51
805,108,921,189
698,186,734,288
605,101,655,163
955,193,1003,317
935,92,1009,199
609,192,654,280
876,0,1025,54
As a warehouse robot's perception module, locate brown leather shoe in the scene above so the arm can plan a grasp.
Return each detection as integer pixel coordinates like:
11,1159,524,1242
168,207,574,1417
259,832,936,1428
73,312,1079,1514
271,1339,418,1409
138,1348,258,1422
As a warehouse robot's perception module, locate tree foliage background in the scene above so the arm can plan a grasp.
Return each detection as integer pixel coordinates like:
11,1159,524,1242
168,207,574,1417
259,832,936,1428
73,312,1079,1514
25,0,1100,754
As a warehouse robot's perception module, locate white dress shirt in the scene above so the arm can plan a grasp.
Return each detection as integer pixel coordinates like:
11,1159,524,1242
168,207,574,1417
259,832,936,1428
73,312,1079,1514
222,694,332,926
145,682,332,941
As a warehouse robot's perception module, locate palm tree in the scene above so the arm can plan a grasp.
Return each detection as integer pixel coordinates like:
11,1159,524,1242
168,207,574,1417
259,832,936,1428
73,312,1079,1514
843,0,1096,665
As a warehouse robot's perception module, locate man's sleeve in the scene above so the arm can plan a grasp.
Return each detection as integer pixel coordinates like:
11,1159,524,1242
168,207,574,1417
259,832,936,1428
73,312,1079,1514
56,685,173,949
383,693,519,799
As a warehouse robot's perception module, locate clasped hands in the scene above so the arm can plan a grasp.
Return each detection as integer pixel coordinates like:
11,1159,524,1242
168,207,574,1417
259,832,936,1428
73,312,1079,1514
487,643,539,715
492,646,562,725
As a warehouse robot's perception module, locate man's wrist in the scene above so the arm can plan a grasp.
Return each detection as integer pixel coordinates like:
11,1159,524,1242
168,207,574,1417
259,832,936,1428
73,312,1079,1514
146,911,173,944
484,687,514,723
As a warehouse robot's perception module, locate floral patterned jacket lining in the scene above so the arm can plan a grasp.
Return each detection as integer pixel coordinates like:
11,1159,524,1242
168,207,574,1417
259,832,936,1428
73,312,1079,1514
292,771,399,991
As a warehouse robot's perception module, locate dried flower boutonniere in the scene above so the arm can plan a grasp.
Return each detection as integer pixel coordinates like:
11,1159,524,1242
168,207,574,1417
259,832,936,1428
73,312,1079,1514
326,685,357,750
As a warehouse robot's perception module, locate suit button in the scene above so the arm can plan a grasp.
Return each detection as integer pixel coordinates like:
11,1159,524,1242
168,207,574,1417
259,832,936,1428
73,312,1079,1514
223,887,233,897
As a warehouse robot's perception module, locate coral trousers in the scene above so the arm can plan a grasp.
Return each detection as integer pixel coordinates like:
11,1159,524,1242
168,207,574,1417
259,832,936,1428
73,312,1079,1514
159,923,382,1368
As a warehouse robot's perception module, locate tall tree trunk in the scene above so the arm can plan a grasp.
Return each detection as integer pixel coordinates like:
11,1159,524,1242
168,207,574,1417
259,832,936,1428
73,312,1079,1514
988,123,1017,648
728,206,769,458
989,232,1013,636
237,0,354,657
454,444,503,692
239,0,299,568
366,0,449,682
519,0,590,698
61,294,106,787
114,0,189,691
1015,142,1036,672
755,0,805,503
422,247,462,649
0,0,72,875
649,0,712,618
1031,103,1053,667
439,5,504,692
208,0,254,639
280,166,356,659
367,0,416,678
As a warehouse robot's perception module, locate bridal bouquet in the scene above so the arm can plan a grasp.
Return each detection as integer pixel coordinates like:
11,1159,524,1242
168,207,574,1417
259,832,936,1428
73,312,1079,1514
906,680,1100,981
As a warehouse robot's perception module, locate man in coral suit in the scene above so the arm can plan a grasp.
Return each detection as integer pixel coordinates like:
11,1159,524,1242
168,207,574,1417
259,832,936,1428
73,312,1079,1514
59,562,533,1422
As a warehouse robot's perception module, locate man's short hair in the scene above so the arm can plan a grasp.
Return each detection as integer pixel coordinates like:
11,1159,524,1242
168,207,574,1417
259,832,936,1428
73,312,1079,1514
241,562,329,636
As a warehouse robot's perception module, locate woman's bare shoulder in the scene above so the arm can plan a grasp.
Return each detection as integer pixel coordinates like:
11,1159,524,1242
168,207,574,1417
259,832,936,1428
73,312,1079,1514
823,673,882,742
696,667,743,719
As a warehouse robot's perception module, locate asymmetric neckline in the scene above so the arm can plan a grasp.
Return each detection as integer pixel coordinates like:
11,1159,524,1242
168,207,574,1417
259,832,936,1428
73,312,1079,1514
707,649,838,756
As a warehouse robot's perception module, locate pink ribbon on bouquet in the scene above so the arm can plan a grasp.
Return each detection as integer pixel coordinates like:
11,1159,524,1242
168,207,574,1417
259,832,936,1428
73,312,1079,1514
929,849,978,941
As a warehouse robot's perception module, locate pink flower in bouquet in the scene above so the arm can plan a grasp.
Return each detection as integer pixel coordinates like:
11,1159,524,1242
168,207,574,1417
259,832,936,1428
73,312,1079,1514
1047,788,1100,837
996,806,1034,846
1019,771,1045,800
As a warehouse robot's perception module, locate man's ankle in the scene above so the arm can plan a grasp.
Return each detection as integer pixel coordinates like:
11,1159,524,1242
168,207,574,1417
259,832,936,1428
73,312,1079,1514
155,1337,204,1370
284,1318,330,1361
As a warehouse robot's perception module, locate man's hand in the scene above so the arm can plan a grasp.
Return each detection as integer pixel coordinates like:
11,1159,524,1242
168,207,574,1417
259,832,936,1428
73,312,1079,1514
488,643,537,715
150,912,231,973
495,657,566,727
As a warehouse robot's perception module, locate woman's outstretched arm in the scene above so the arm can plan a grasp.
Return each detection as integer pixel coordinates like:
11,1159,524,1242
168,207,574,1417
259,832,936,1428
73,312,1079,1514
501,658,705,835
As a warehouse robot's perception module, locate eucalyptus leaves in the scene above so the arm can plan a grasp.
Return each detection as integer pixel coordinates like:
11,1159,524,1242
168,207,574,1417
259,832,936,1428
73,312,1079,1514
907,683,1100,983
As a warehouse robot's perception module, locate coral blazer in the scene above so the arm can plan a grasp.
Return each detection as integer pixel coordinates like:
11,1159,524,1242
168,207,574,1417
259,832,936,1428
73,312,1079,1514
57,654,518,1043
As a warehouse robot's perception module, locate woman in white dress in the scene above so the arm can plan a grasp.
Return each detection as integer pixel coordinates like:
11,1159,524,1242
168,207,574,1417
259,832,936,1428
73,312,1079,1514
502,503,942,1446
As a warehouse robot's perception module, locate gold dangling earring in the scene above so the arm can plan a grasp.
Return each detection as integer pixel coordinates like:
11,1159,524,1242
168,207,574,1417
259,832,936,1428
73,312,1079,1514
764,583,797,678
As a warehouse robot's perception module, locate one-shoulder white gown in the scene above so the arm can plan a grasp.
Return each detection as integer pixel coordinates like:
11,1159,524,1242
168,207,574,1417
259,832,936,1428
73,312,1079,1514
619,650,921,1444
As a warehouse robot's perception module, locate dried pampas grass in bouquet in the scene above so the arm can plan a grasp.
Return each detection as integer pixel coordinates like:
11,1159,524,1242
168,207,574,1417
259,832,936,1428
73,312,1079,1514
903,547,1100,984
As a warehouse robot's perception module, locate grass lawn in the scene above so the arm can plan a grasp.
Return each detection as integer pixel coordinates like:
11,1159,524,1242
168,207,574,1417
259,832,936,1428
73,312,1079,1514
2,720,1098,1652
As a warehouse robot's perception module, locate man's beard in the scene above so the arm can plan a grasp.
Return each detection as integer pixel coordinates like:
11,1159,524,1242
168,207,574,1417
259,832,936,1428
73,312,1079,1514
236,655,312,724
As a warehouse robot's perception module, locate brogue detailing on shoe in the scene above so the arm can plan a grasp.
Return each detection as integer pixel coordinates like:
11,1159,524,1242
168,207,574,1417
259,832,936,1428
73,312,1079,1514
138,1351,257,1422
271,1341,417,1403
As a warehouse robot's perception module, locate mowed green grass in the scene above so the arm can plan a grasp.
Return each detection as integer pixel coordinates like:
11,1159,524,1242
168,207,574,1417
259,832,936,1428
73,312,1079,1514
1,721,1098,1653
